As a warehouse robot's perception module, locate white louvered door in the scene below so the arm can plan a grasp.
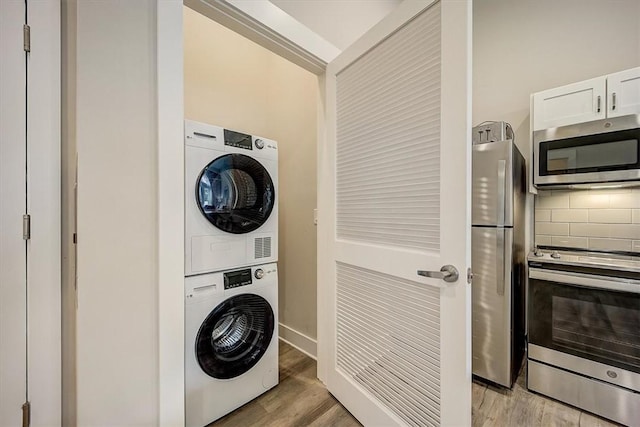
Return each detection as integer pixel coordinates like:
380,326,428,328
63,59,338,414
317,1,472,426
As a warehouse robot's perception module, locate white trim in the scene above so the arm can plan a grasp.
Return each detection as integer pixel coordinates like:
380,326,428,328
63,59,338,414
278,323,317,360
27,1,62,425
157,1,185,427
438,1,472,425
183,0,338,75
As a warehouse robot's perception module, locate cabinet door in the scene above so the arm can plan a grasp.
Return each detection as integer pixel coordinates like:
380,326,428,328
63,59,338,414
532,77,606,130
607,66,640,118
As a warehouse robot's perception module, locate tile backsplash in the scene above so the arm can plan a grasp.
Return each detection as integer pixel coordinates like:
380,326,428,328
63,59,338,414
535,188,640,253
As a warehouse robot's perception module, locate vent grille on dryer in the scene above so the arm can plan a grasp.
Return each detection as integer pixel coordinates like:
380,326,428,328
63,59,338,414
254,237,272,259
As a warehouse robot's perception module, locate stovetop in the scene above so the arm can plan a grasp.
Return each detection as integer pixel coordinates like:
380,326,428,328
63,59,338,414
528,247,640,274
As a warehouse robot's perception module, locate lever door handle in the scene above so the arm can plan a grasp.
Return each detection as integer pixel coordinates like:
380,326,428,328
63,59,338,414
417,265,459,283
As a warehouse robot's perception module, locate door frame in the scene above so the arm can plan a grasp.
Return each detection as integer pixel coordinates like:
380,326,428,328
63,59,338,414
158,1,332,425
0,1,61,425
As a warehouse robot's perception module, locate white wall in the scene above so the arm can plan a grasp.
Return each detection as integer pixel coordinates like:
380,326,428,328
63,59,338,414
474,0,640,160
473,0,640,252
75,1,159,425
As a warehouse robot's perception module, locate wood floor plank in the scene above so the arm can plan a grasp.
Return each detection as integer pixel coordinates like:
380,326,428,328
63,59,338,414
210,341,622,427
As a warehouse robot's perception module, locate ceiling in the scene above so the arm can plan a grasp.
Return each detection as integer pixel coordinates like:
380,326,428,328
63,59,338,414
268,0,402,50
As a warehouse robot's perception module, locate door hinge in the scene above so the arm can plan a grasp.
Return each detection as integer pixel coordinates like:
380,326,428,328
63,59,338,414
22,401,30,427
23,24,30,52
467,268,474,284
23,214,31,240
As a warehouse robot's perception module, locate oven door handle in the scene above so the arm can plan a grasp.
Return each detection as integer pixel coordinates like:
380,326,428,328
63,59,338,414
529,268,640,294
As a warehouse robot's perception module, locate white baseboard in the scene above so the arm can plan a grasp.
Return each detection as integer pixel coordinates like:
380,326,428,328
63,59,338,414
278,323,317,360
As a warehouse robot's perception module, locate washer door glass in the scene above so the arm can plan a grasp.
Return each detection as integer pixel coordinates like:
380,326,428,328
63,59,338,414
196,293,275,379
197,154,275,234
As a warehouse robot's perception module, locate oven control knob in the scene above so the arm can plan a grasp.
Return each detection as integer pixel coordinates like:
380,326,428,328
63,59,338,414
534,247,544,257
551,251,561,259
254,268,265,279
255,139,265,149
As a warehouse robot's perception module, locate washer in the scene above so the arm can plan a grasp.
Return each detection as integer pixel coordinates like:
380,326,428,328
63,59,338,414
185,263,279,427
185,120,278,276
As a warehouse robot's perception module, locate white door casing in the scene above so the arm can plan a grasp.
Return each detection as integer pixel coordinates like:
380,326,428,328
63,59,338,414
318,0,472,425
0,1,61,426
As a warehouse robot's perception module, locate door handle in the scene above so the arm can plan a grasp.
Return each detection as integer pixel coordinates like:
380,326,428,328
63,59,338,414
417,265,459,283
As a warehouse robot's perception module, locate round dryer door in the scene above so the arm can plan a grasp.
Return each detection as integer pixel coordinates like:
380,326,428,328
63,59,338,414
196,293,275,379
197,154,275,234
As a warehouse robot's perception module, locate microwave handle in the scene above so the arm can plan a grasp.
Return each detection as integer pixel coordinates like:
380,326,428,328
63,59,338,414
596,95,601,113
529,268,640,294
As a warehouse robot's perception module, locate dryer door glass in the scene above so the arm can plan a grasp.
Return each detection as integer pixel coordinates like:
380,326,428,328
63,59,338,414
196,293,275,379
197,154,275,234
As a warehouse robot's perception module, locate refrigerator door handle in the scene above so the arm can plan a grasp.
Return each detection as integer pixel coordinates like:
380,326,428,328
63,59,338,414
497,159,506,226
496,228,505,296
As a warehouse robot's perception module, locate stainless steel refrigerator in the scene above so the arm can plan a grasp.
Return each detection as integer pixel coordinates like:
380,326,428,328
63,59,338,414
471,122,526,388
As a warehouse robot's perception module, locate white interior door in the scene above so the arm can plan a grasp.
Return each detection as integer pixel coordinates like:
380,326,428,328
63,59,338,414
0,2,28,426
317,0,472,425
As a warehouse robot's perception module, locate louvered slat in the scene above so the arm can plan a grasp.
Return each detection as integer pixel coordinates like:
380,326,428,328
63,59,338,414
336,262,441,426
336,3,441,253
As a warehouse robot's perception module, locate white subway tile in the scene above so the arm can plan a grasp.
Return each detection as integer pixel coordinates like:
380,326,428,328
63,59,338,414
634,210,640,224
588,238,632,252
591,188,632,195
633,240,640,253
535,235,552,246
609,193,640,209
552,209,588,223
588,209,632,224
569,192,610,209
536,193,569,209
536,222,569,236
551,236,588,249
535,209,551,222
608,224,640,239
570,223,611,238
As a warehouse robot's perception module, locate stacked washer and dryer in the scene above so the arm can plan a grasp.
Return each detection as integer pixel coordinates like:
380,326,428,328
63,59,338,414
184,120,279,427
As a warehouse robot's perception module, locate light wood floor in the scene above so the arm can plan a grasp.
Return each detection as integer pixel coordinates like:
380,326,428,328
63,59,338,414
211,341,620,427
210,340,360,427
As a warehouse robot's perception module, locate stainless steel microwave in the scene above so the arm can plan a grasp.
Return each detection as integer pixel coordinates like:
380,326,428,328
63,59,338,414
534,114,640,188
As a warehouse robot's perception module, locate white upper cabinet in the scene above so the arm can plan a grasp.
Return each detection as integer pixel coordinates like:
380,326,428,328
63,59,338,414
532,77,606,131
607,66,640,118
532,66,640,130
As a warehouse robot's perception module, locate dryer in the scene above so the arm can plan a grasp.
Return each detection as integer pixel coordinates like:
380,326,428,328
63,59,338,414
185,263,279,427
185,120,278,276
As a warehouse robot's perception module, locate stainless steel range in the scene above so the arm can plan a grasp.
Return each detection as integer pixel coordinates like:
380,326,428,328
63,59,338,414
527,248,640,426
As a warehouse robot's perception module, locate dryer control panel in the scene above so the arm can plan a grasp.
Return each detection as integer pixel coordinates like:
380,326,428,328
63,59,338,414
223,268,252,290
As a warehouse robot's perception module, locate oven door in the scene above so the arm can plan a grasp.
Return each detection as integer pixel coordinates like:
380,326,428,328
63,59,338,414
528,267,640,390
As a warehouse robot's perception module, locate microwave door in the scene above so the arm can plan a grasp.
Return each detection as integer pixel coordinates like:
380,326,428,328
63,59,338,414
472,140,514,227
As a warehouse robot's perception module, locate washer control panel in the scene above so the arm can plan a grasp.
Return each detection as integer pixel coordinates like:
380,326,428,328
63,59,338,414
224,268,252,290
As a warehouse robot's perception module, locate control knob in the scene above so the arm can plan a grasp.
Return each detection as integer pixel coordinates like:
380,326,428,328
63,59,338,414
254,268,265,279
255,139,265,149
550,251,561,259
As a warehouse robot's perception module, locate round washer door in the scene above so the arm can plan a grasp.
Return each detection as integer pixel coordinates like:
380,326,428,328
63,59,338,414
196,293,275,380
197,154,275,234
